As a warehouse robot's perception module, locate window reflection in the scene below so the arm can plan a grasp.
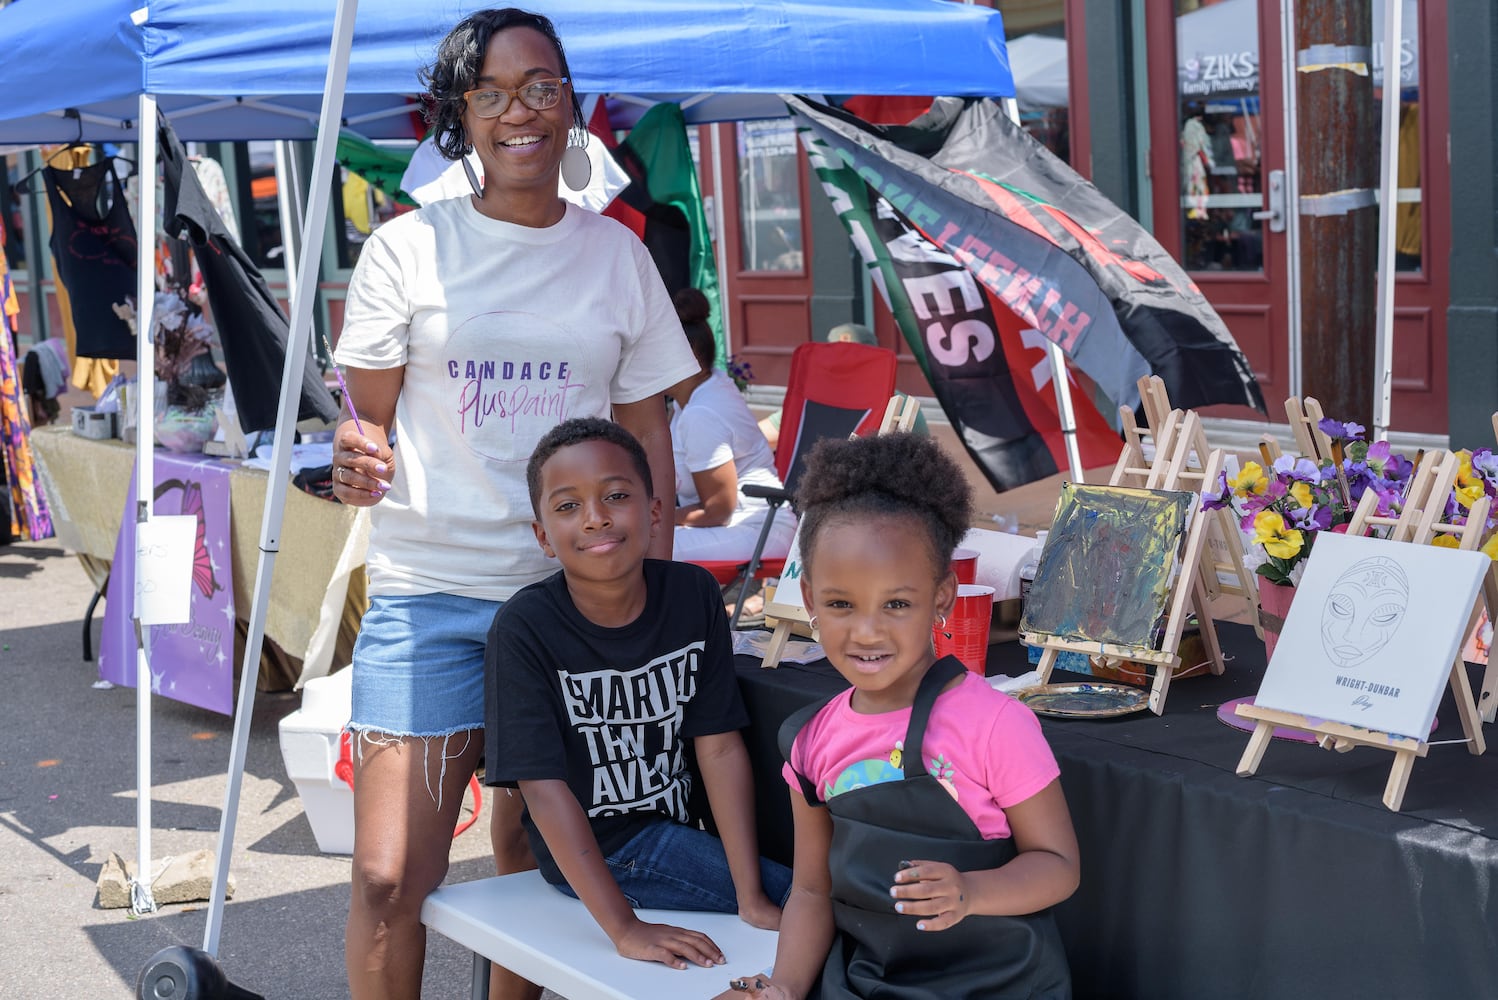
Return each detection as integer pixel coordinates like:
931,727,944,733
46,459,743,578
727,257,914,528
998,1,1069,162
736,120,803,273
1176,0,1263,272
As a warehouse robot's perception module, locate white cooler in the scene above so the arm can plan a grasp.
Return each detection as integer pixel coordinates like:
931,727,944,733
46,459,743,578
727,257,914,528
278,667,355,855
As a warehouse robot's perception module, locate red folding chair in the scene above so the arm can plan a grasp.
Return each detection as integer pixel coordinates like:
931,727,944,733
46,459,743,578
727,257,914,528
691,341,898,628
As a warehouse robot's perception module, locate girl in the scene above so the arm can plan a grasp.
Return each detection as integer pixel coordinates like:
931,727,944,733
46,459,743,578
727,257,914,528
729,433,1078,999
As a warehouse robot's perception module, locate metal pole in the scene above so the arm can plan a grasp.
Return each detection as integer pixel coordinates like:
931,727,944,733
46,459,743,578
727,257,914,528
130,91,159,917
1294,0,1377,428
1000,95,1081,483
273,141,301,283
1280,0,1305,398
202,0,359,956
1371,0,1405,441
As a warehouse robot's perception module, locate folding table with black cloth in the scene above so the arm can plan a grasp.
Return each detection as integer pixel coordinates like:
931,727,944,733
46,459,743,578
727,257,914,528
734,623,1498,1000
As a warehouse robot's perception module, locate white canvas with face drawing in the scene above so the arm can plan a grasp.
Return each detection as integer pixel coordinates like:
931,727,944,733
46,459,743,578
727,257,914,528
1253,531,1490,739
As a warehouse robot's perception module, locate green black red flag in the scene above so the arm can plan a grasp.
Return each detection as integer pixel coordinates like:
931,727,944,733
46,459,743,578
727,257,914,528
788,95,1264,491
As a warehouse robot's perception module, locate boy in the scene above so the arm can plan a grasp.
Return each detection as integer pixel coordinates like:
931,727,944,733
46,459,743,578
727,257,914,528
485,417,790,971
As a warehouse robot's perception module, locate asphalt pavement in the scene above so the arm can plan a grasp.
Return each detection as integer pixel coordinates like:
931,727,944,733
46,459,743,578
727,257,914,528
0,538,498,999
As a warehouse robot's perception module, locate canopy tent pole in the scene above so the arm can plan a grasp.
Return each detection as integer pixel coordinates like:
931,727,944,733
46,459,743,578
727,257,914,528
273,140,304,295
130,91,161,918
202,0,359,957
1371,0,1405,442
1001,95,1083,483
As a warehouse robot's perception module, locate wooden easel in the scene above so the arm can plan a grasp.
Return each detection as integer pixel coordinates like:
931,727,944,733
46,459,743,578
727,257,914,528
758,395,922,668
1028,407,1226,715
1117,376,1262,636
1233,450,1493,810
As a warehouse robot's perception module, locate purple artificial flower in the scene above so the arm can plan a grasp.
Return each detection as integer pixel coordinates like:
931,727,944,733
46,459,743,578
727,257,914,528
1201,471,1234,511
1319,418,1366,442
1287,504,1334,532
1471,449,1498,487
1272,455,1322,482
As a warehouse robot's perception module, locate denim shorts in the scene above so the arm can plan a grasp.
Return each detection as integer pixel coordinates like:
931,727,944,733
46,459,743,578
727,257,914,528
553,819,794,912
348,592,501,737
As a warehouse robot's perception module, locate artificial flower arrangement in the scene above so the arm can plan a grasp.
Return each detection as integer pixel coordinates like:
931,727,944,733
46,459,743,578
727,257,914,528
1204,418,1498,587
726,353,756,393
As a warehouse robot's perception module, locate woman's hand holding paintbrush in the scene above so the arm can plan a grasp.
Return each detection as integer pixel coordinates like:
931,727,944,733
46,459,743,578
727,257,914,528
325,334,395,504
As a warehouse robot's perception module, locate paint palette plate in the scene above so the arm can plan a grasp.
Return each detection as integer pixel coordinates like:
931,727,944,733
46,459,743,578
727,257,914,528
1013,682,1151,719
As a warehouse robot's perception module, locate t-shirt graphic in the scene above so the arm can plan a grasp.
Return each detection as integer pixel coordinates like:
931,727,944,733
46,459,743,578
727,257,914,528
825,739,961,804
558,640,705,822
445,310,588,460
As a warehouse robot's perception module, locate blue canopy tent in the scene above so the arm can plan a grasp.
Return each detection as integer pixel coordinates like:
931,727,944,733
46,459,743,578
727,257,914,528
2,0,1012,141
0,0,1014,984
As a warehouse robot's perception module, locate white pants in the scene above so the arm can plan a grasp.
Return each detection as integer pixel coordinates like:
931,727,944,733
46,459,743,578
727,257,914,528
672,506,798,564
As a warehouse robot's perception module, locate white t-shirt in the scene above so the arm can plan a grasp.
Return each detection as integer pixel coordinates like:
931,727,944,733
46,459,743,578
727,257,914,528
335,197,698,601
670,370,782,521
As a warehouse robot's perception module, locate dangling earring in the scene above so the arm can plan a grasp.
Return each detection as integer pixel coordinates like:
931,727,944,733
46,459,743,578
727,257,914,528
561,125,592,192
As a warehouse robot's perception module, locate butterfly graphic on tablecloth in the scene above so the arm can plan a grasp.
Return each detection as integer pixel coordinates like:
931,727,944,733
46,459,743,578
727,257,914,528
153,477,223,598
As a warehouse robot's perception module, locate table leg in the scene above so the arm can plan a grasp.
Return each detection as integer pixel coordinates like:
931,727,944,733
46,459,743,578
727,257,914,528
470,951,491,1000
82,574,108,662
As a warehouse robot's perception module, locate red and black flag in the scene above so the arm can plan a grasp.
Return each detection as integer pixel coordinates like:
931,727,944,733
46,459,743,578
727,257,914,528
788,95,1264,491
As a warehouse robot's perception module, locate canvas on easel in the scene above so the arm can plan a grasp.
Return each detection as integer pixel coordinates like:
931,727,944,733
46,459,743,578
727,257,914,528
1234,450,1494,810
758,395,919,668
1022,409,1223,715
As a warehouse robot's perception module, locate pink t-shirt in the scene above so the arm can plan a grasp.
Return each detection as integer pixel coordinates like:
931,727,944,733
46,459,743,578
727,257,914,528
783,671,1059,840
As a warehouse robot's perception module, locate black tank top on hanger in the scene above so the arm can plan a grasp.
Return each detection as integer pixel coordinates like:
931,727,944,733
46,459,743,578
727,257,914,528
44,160,139,360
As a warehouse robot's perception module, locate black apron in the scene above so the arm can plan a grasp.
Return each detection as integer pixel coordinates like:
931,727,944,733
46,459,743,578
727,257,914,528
43,161,139,360
780,657,1071,1000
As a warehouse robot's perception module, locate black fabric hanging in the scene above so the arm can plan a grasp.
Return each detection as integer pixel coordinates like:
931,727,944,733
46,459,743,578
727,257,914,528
43,161,138,360
156,115,337,433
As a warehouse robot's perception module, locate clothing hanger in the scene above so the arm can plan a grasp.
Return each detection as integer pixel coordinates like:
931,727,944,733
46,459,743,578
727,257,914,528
13,109,88,194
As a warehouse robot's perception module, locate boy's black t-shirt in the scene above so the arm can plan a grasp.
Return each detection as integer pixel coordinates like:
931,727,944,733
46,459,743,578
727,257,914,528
484,559,748,886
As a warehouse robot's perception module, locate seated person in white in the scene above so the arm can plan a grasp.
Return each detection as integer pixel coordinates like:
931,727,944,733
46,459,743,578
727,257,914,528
667,288,796,563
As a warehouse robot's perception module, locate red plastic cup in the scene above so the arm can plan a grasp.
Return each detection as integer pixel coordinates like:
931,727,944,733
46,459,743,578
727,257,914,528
933,584,996,674
950,547,979,586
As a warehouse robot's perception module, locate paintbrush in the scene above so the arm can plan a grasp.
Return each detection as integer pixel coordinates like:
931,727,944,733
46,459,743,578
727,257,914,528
320,331,365,436
1329,439,1353,510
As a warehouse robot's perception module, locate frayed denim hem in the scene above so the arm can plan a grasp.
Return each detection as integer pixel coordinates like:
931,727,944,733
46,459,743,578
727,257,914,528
344,724,482,812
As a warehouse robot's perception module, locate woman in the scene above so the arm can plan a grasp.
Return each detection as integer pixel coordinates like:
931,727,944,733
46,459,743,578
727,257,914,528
667,287,795,563
329,10,699,999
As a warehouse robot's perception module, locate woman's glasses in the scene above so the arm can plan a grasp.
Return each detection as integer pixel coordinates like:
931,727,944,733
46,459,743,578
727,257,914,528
463,77,569,119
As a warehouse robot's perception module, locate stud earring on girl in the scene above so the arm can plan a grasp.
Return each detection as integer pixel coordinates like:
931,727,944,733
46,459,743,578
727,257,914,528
561,125,592,192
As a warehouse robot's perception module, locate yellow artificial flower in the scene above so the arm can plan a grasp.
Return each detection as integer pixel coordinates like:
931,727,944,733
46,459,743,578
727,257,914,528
1230,461,1269,498
1289,482,1314,508
1252,510,1304,560
1431,535,1460,549
1456,450,1477,486
1455,481,1484,510
1482,532,1498,561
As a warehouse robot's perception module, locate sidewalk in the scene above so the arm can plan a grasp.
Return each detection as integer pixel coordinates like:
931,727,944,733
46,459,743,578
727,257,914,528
0,538,496,999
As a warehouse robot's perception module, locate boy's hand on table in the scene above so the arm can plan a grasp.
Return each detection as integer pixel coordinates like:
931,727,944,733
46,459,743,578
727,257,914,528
738,891,783,931
613,918,725,969
889,859,971,931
